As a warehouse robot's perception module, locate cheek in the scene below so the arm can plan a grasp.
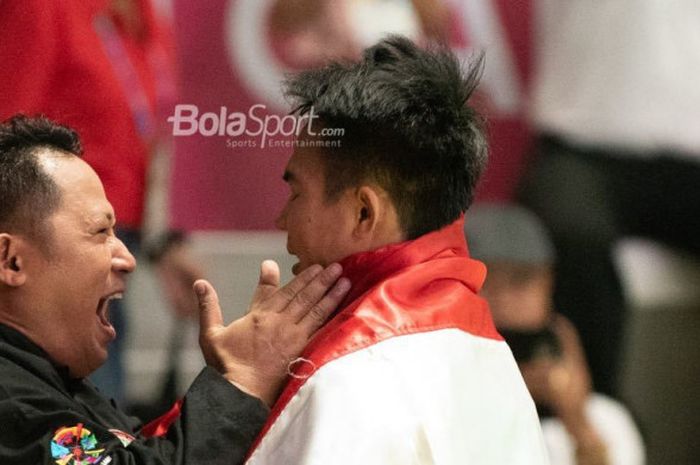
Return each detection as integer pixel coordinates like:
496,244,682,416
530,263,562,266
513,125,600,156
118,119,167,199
285,206,315,248
70,245,113,289
285,207,306,237
484,287,529,327
518,286,550,321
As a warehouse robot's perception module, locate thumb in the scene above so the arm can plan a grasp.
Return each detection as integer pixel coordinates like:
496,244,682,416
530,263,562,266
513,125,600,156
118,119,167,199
252,260,280,303
194,279,223,332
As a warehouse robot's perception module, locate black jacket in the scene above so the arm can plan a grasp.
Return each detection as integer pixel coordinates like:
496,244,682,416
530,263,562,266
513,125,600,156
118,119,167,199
0,324,268,464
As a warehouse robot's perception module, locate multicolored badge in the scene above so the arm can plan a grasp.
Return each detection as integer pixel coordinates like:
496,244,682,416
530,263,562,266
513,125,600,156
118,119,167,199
50,424,106,465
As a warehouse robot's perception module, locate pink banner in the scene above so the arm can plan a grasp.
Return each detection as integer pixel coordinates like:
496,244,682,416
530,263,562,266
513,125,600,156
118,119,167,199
170,0,532,230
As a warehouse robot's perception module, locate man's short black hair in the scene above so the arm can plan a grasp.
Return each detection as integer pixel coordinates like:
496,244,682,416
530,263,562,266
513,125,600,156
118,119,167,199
0,114,82,239
285,35,488,239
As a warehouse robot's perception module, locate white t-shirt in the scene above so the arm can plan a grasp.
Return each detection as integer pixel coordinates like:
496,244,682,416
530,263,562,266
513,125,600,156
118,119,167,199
530,0,700,159
541,394,646,465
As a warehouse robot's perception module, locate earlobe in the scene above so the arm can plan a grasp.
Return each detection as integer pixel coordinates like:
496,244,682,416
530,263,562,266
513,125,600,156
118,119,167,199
0,234,27,287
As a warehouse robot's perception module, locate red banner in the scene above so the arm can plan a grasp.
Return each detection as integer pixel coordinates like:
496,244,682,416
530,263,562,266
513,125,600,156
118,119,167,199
170,0,532,230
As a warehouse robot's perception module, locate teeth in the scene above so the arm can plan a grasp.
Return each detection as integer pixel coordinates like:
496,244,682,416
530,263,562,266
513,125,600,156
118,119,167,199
106,293,124,302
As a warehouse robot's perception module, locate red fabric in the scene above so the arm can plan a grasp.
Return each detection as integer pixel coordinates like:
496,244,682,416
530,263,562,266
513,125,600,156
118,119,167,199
139,399,183,438
246,217,501,458
0,0,169,228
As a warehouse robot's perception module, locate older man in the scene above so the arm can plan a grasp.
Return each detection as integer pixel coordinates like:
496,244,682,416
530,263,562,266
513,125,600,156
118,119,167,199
0,115,350,464
245,36,548,465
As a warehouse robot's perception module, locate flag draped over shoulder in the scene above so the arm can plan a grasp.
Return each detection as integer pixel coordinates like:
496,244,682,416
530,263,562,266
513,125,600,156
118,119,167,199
246,218,549,465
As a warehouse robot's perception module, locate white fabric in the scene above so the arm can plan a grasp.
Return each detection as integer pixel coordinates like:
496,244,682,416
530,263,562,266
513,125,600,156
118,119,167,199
346,0,420,48
530,0,700,158
445,0,524,115
246,329,549,465
541,394,646,465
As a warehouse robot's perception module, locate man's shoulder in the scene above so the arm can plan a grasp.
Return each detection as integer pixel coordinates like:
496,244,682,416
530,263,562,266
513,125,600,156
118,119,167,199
302,256,500,374
353,259,499,340
0,340,42,388
0,350,60,439
0,339,71,415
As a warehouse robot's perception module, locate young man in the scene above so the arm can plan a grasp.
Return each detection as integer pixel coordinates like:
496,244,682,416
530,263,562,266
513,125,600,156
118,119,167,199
466,204,645,465
0,115,350,464
245,36,548,464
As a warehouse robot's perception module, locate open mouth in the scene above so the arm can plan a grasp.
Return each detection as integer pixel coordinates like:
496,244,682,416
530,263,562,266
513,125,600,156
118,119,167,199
96,292,123,339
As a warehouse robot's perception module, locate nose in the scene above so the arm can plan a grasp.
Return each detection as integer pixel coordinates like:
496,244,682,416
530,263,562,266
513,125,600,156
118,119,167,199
112,237,137,274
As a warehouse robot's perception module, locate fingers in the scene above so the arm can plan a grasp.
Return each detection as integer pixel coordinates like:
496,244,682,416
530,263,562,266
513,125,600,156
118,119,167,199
252,260,282,304
263,263,324,311
259,260,280,287
195,279,223,331
284,263,343,316
555,316,582,353
552,315,588,368
296,276,351,332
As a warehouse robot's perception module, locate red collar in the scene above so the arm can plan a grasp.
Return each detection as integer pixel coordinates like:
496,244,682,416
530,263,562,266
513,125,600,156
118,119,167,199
338,215,478,306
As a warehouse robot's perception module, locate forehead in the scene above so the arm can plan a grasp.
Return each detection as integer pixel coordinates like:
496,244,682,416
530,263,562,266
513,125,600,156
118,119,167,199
285,145,327,186
38,151,114,222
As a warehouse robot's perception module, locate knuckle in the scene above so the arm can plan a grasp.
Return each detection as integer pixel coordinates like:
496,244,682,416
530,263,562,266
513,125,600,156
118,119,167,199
278,285,297,302
318,269,337,287
301,264,323,279
309,303,327,321
251,313,265,327
293,290,314,309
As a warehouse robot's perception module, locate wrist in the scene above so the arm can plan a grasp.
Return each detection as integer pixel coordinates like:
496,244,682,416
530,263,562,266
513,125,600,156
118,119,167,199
574,432,609,465
222,369,280,408
558,404,589,434
565,418,606,455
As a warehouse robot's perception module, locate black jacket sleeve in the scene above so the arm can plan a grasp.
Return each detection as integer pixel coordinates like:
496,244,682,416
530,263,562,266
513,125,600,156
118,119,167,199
0,367,268,465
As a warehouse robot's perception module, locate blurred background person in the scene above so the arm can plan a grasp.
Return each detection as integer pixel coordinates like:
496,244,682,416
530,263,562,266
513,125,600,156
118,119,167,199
518,0,700,397
466,204,646,465
268,0,449,70
0,0,201,406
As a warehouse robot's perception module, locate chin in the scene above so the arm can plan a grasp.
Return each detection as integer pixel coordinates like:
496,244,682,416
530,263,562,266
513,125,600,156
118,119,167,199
80,346,109,378
82,359,108,379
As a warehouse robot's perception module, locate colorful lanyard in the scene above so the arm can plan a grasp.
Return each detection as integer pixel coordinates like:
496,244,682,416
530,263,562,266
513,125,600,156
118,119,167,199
93,13,175,145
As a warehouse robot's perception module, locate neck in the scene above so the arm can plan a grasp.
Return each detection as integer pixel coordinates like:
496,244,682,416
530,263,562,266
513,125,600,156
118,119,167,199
338,217,469,306
0,296,23,332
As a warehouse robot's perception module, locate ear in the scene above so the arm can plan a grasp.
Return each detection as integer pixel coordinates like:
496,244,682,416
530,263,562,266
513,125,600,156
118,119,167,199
353,185,384,238
0,233,27,287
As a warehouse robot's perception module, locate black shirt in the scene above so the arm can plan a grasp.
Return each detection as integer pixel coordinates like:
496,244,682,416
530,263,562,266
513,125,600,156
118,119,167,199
0,324,268,464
